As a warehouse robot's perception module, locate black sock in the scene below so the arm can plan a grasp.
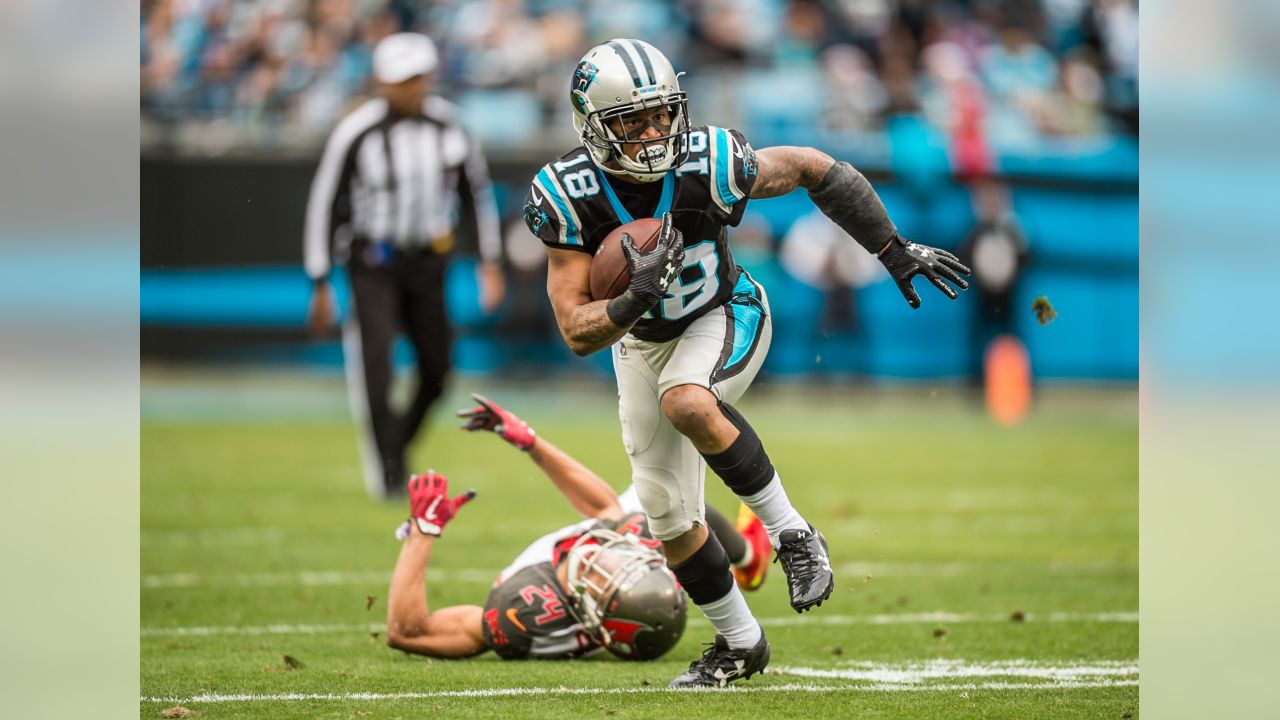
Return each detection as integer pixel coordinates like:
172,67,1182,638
704,506,746,565
668,533,735,605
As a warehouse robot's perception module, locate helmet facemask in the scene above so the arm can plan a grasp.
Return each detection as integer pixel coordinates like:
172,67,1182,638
579,95,691,183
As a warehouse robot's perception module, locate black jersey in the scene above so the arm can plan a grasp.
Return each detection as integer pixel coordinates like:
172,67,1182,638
481,562,597,660
523,126,760,342
480,511,655,660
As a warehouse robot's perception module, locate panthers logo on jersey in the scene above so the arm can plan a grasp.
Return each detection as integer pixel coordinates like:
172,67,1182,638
523,186,551,236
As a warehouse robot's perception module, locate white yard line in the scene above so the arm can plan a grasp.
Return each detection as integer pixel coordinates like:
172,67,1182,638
775,660,1139,682
140,527,286,548
141,676,1139,704
142,568,497,588
141,611,1136,638
142,623,384,637
142,561,1134,589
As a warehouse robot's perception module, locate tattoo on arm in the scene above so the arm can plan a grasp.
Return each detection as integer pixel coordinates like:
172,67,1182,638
751,146,836,199
546,247,630,356
566,300,631,356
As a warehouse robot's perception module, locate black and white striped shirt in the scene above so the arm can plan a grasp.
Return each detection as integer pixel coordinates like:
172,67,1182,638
304,96,502,280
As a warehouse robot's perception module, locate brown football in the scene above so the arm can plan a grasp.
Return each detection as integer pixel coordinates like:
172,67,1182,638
590,217,664,301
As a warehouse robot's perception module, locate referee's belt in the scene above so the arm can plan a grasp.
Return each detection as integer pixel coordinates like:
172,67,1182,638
357,233,454,265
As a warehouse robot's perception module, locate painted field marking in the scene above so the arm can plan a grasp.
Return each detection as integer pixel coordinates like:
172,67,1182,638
142,623,384,637
140,527,286,548
142,561,1134,589
141,611,1137,638
142,568,496,588
142,666,1139,704
775,659,1138,682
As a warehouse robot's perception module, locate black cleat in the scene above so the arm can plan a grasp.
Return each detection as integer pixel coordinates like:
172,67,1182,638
775,525,834,612
668,631,771,688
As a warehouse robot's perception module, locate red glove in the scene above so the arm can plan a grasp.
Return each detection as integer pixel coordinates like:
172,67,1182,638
456,393,537,451
407,471,476,537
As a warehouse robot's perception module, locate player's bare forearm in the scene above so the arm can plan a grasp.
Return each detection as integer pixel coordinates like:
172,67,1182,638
385,532,487,658
750,146,836,199
561,299,632,356
529,436,623,520
546,247,631,356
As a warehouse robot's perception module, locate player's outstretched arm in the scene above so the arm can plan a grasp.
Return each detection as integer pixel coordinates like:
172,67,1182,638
528,437,623,521
753,146,971,308
458,394,622,520
385,473,487,658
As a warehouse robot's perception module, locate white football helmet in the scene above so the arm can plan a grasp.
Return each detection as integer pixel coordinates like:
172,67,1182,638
569,39,690,183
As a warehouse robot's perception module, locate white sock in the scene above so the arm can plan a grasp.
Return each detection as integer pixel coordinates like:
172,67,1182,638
698,587,762,649
741,473,809,548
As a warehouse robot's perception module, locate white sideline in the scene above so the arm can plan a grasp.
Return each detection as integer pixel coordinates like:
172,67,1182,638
141,611,1137,637
141,678,1139,704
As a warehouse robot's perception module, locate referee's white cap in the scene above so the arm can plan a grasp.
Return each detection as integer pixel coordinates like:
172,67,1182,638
373,33,438,84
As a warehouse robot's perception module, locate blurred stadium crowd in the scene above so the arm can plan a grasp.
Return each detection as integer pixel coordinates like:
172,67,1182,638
140,0,1137,150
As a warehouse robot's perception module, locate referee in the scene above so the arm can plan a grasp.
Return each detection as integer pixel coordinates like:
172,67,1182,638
304,33,505,500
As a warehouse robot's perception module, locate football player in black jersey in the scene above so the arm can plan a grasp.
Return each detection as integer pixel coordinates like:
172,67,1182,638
383,395,771,661
523,39,971,687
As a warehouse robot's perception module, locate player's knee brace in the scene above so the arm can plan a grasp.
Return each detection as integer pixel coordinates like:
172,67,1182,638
701,402,775,497
669,533,735,605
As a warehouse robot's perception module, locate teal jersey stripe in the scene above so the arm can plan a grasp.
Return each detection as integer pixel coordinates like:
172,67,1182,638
536,167,581,245
712,127,738,210
726,300,763,368
596,170,674,224
725,271,764,368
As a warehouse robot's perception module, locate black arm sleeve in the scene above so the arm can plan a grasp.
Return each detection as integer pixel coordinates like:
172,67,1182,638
807,161,898,255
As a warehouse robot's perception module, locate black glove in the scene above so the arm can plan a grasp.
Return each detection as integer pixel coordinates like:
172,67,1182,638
605,212,685,326
877,234,971,309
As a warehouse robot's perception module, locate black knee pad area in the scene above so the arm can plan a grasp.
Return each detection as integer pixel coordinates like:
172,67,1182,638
701,402,775,496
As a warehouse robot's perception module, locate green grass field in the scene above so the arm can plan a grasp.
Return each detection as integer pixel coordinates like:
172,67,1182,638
141,371,1137,719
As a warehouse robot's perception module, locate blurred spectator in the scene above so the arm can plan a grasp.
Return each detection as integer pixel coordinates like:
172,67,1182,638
683,0,775,68
781,210,884,335
444,0,547,89
979,9,1059,146
820,44,889,132
774,0,827,69
1081,0,1138,133
957,180,1030,385
1045,52,1107,137
919,41,992,177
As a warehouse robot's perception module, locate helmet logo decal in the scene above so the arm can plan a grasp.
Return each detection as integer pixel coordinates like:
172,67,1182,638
570,60,599,113
601,618,648,658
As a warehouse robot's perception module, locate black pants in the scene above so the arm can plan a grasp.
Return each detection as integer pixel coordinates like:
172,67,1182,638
344,241,451,496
